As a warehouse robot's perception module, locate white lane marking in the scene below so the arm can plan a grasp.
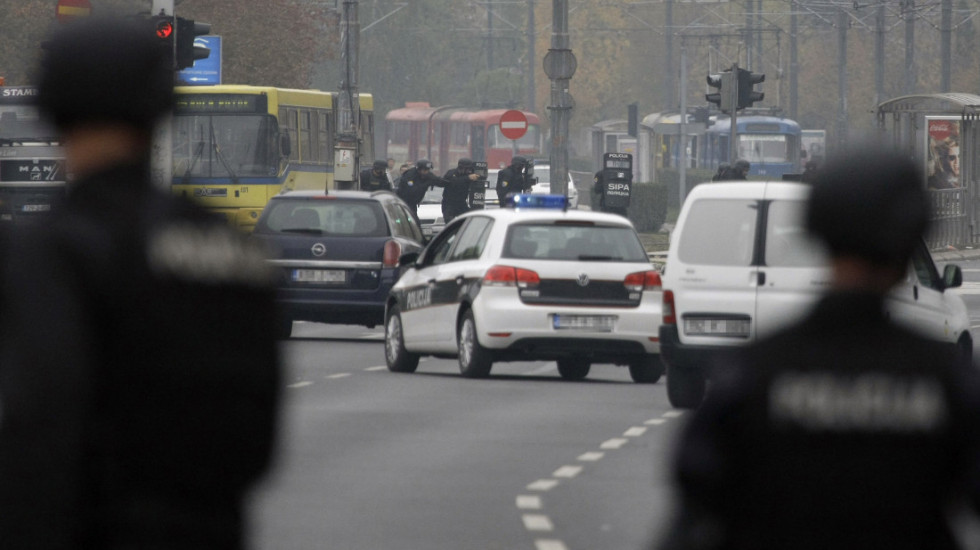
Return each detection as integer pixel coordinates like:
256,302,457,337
359,333,384,339
516,495,542,510
527,479,560,491
552,465,583,478
624,426,647,437
364,366,387,371
952,282,980,295
326,373,351,379
287,381,313,388
535,540,569,550
522,514,554,531
663,411,685,418
578,451,605,461
600,438,629,449
645,418,667,425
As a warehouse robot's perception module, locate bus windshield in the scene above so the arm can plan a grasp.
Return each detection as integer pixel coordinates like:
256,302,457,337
738,134,788,164
173,114,278,179
0,106,59,144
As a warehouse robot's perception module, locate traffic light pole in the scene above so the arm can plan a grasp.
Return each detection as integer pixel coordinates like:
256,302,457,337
150,0,174,191
729,63,738,166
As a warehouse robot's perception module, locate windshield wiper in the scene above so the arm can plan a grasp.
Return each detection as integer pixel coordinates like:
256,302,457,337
280,228,324,235
577,255,620,261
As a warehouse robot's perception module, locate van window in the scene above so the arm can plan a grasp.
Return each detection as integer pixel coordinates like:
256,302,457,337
763,200,828,267
678,199,758,266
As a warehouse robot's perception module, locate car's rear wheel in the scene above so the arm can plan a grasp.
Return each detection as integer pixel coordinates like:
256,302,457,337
666,363,706,409
277,317,293,339
628,355,664,384
385,305,419,373
557,359,591,381
458,310,493,378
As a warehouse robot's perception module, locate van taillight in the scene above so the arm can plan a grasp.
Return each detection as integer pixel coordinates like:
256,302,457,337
625,270,662,292
383,240,401,268
483,265,540,288
663,290,676,325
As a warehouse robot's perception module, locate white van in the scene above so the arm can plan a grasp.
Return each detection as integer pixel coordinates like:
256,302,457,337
659,180,972,408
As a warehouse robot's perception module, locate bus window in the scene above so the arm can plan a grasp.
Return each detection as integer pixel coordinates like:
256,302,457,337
173,114,278,178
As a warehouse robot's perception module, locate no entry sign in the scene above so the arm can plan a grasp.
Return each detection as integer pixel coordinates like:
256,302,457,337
499,110,528,141
56,0,92,23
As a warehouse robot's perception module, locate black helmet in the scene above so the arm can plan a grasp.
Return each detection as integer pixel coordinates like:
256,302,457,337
38,17,174,132
372,160,387,171
734,159,751,171
416,159,433,171
806,147,927,269
457,157,474,170
511,156,527,168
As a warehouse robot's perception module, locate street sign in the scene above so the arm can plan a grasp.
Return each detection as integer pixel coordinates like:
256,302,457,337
56,0,92,23
176,35,222,86
499,110,529,140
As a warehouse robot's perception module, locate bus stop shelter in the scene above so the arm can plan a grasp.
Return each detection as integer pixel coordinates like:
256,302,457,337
877,93,980,249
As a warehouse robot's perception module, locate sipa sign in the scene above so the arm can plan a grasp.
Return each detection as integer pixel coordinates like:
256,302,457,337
56,0,92,23
499,110,528,141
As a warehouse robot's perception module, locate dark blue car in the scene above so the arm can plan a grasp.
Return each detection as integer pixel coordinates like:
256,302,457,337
251,190,425,337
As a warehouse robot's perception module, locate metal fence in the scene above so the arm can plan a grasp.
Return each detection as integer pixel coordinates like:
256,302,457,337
926,188,969,249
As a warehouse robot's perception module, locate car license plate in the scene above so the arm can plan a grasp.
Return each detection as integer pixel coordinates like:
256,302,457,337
292,269,346,284
553,314,616,332
22,204,50,212
684,318,750,337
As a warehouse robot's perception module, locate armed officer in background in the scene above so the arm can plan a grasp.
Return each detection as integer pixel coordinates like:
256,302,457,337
359,159,392,192
438,158,480,223
657,147,980,550
0,17,281,549
395,159,439,217
495,156,535,207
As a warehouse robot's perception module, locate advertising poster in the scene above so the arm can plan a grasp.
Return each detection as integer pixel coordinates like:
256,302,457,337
926,117,961,189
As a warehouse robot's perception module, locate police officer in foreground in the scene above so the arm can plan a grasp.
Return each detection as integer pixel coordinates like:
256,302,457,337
396,158,438,217
0,18,281,549
657,147,980,550
359,159,392,192
496,155,534,207
438,157,480,223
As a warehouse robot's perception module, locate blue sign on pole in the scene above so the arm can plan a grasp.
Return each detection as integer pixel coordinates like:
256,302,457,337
177,35,222,86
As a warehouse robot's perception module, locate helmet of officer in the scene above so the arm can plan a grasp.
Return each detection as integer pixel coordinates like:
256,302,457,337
416,159,433,171
511,156,527,169
734,159,751,172
806,146,928,269
372,160,387,171
457,158,475,171
38,17,174,132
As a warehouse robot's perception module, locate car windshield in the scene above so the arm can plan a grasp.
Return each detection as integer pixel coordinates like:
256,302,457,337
421,186,443,204
260,199,388,237
503,223,648,262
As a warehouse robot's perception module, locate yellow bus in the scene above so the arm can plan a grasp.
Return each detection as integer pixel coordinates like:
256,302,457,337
171,85,374,230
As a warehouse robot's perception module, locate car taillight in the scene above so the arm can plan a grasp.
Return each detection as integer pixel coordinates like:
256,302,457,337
483,265,540,288
383,240,401,268
663,290,676,325
624,270,662,292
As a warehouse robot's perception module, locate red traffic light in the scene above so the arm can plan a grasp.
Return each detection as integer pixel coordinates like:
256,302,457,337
154,20,173,39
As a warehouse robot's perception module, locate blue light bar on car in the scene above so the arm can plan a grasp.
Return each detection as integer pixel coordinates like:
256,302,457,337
510,194,567,209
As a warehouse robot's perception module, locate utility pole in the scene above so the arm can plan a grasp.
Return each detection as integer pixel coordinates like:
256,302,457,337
903,0,916,95
527,0,535,112
488,1,494,73
790,0,798,120
941,0,951,92
679,45,688,201
875,2,885,107
335,0,360,190
544,0,576,198
665,0,675,108
837,6,848,150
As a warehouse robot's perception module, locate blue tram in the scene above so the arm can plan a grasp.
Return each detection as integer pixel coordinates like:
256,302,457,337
700,115,802,178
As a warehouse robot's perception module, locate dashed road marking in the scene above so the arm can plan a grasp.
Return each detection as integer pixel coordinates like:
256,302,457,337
600,438,629,449
552,466,583,478
364,366,387,371
578,451,604,461
516,495,542,510
535,540,569,550
522,514,554,531
527,479,560,491
287,381,313,388
326,373,351,379
624,426,647,437
663,411,685,418
645,418,667,425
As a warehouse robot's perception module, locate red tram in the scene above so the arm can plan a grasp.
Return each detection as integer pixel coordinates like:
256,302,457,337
384,102,541,173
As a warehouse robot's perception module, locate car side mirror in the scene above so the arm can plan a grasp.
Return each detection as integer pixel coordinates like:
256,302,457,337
943,264,963,289
399,251,420,268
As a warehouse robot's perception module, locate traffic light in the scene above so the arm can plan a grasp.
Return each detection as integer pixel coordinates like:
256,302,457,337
627,102,639,137
706,71,734,113
148,15,175,67
175,17,211,70
691,106,713,127
737,68,765,109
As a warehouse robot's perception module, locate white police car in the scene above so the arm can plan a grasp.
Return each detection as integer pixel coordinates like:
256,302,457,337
384,194,664,382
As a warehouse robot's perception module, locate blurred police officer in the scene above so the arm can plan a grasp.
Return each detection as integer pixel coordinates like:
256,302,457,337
0,17,280,549
658,147,980,550
396,159,438,216
496,156,534,207
728,158,750,180
439,158,480,223
359,159,392,192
